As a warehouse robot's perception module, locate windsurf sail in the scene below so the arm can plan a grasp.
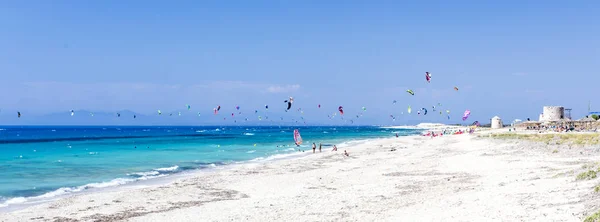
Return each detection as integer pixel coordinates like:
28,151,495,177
293,129,303,146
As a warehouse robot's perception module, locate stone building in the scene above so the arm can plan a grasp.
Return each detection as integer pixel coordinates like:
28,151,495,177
491,116,503,129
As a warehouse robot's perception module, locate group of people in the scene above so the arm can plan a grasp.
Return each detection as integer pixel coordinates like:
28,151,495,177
308,143,348,157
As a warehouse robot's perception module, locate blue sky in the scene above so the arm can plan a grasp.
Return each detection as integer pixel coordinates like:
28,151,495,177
0,1,598,125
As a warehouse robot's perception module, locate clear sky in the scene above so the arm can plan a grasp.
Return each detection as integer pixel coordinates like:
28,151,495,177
0,1,598,125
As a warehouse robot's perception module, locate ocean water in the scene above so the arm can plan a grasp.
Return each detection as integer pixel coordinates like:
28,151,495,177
0,126,419,208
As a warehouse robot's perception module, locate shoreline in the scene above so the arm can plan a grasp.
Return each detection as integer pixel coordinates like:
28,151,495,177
2,132,600,221
0,135,390,213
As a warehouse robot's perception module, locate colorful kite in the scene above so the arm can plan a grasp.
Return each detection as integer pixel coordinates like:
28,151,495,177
462,110,471,121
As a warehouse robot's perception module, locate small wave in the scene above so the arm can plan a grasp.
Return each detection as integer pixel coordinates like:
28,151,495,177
88,152,98,155
243,133,255,136
126,165,179,178
0,129,6,131
0,174,166,208
154,165,179,172
196,130,206,133
215,129,221,132
246,150,256,153
142,129,151,132
127,171,160,177
323,131,329,134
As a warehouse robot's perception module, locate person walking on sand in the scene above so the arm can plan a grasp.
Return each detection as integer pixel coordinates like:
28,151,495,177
344,150,349,157
319,143,322,152
312,143,316,153
332,145,338,151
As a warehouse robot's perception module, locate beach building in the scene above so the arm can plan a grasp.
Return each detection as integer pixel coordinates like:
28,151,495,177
539,106,565,122
491,116,503,129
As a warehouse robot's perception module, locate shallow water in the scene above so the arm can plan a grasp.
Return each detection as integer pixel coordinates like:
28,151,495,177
0,126,419,207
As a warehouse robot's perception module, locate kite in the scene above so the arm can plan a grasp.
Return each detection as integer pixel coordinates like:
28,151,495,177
217,105,221,111
421,108,428,115
231,113,234,117
255,110,258,114
134,115,137,119
258,116,262,120
406,90,415,95
284,97,294,110
362,107,366,111
425,72,432,83
462,110,471,121
472,121,480,127
318,104,321,108
446,110,450,114
158,110,162,115
338,106,344,115
236,106,240,110
90,112,94,117
432,106,436,112
393,100,397,104
408,105,412,114
17,112,21,118
417,111,421,115
117,113,121,117
447,115,450,120
198,112,201,116
214,106,221,115
454,87,459,91
186,104,191,110
265,105,269,110
70,110,74,116
178,112,181,116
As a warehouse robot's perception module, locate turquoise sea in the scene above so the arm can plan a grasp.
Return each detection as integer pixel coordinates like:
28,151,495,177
0,126,419,208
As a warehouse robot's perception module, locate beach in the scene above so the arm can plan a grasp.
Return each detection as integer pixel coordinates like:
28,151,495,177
2,131,600,221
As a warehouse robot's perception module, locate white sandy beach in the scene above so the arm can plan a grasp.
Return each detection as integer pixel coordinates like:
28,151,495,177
1,132,600,221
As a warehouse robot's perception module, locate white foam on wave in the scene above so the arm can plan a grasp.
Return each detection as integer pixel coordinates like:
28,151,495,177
246,150,256,153
0,173,167,208
0,129,6,131
196,130,206,133
243,133,255,136
154,165,179,172
128,171,160,177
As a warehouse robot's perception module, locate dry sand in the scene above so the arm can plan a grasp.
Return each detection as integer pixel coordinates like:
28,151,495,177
2,133,600,222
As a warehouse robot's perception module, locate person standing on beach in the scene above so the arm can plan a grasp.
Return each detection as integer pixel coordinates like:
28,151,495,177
319,143,322,152
312,143,316,153
332,145,338,151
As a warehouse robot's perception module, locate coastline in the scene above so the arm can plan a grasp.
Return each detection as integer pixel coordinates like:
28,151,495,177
2,132,600,221
0,133,392,213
